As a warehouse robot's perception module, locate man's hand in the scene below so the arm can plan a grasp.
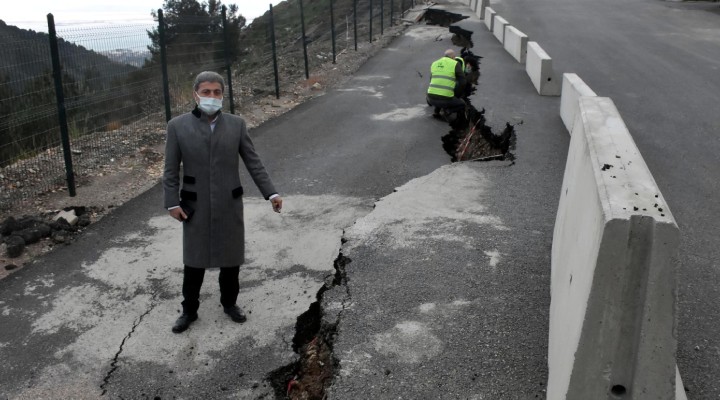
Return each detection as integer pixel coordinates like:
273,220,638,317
169,207,188,222
271,196,283,213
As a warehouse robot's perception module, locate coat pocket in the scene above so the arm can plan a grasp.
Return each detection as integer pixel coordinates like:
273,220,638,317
180,189,197,202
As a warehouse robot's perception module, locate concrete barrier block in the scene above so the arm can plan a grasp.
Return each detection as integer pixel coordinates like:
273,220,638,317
525,41,560,96
471,0,479,12
484,7,496,31
493,16,509,43
478,0,489,19
560,73,597,134
503,25,528,63
549,96,680,400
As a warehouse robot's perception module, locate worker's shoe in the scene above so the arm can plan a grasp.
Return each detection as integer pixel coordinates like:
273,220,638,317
172,312,198,333
224,305,247,323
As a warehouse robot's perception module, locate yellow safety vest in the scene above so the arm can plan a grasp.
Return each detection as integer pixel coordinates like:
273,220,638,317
455,57,466,73
427,57,459,98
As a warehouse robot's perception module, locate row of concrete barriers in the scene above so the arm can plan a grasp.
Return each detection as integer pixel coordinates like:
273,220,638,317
469,0,561,95
464,0,687,398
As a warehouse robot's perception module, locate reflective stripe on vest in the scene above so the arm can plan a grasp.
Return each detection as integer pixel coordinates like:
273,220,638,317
427,57,458,98
455,57,465,73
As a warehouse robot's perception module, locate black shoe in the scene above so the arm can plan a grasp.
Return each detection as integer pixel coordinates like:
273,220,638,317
223,305,247,323
172,312,198,333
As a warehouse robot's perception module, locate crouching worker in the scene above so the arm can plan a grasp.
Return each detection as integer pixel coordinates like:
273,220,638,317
426,49,467,123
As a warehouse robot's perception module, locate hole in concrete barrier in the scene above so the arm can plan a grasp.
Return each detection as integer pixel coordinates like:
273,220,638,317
611,384,627,396
422,9,468,27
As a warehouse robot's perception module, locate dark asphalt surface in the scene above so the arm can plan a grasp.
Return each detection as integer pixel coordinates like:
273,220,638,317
484,0,720,397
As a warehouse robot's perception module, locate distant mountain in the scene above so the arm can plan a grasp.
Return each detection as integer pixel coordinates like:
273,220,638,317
0,19,138,90
100,49,151,68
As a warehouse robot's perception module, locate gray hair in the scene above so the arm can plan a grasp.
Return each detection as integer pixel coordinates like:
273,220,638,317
444,49,456,58
193,71,225,92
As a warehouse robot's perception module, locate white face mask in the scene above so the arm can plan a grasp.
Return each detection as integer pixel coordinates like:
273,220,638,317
196,94,223,114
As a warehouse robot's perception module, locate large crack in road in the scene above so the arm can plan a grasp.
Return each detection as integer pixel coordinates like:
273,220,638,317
425,9,517,162
267,244,352,399
265,9,519,399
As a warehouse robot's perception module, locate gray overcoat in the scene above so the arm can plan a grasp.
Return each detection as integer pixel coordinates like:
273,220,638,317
163,109,277,268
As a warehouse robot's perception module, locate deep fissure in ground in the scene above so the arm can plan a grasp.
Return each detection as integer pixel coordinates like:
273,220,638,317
267,10,517,398
425,11,516,162
267,251,351,400
441,106,516,162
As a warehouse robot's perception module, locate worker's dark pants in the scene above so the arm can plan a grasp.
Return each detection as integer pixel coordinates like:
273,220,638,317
181,265,239,314
427,95,466,115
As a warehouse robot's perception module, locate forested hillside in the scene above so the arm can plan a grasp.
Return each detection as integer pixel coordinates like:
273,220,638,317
0,20,138,92
0,19,145,166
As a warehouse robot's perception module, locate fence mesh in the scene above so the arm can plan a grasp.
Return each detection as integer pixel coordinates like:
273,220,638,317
0,25,64,207
0,0,416,211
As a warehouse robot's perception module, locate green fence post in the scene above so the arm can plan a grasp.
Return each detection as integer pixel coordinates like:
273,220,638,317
390,0,394,26
369,0,373,42
46,13,76,197
158,9,172,122
270,4,280,99
353,0,358,51
331,0,336,63
299,0,310,79
221,5,236,114
380,0,384,35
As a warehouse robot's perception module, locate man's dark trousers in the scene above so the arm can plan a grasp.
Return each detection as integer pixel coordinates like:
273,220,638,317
181,265,239,314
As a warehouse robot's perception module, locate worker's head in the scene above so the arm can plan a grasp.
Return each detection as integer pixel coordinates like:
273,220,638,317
444,49,456,59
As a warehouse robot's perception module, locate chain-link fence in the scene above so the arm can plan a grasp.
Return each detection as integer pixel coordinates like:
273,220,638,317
0,0,417,211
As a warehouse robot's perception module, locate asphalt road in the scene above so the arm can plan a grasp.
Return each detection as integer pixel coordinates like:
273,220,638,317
483,0,720,397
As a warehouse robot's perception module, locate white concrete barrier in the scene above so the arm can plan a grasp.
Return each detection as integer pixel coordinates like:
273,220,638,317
525,42,560,96
484,7,496,31
476,0,489,19
470,0,478,12
560,73,597,134
477,0,490,19
503,25,528,63
550,96,682,400
493,16,509,43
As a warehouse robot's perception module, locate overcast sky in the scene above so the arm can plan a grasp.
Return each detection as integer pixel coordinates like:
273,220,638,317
2,0,285,31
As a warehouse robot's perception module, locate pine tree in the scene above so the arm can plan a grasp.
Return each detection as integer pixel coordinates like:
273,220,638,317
146,0,246,67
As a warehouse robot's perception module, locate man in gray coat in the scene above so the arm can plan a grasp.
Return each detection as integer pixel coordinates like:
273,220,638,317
163,71,283,333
